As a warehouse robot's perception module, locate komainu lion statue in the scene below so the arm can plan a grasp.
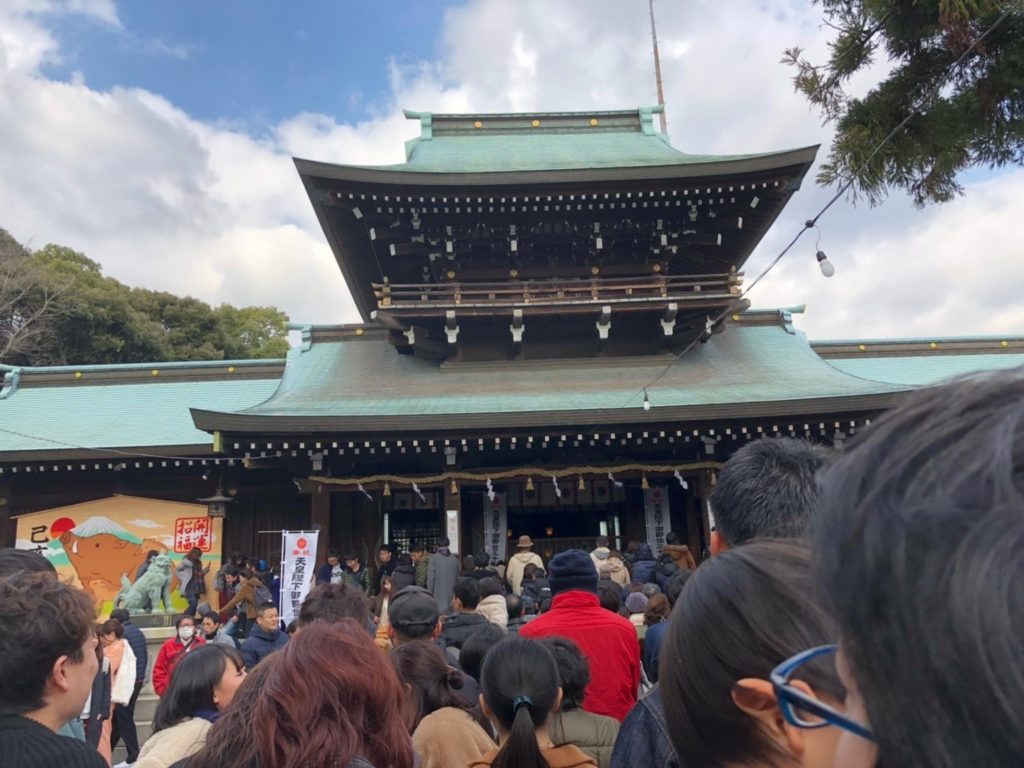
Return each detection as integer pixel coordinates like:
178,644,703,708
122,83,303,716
115,553,174,613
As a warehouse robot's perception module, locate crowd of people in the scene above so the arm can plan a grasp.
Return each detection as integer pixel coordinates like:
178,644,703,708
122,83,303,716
2,369,1023,767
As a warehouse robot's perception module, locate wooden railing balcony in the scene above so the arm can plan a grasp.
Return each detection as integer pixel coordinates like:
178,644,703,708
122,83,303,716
374,271,742,312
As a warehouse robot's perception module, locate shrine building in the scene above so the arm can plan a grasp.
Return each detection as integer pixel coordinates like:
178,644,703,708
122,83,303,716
2,107,1023,567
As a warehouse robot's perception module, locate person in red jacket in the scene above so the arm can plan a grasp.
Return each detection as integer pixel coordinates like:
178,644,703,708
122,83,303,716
152,615,206,696
520,548,640,722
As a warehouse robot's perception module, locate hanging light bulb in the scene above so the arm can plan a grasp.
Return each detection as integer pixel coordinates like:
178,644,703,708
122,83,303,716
642,389,651,411
525,476,534,492
450,478,459,495
382,481,392,497
578,475,586,491
641,475,650,490
816,250,835,277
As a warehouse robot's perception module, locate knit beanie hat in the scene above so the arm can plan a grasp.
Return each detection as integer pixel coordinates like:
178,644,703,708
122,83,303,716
548,549,599,595
625,592,649,614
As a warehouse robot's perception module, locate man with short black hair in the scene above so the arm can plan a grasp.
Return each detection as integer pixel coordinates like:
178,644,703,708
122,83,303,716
316,550,343,585
439,577,489,650
611,436,830,768
108,608,148,763
239,602,288,668
200,611,238,648
505,594,528,634
341,552,369,595
0,572,107,768
297,582,370,630
708,436,831,554
376,544,396,594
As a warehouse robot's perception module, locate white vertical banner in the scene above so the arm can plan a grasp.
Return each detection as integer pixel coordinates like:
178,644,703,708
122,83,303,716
280,530,319,626
483,493,507,564
445,509,460,556
643,486,673,552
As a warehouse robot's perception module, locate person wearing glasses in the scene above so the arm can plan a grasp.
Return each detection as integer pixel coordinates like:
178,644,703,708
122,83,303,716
773,370,1024,768
660,539,845,768
611,437,832,768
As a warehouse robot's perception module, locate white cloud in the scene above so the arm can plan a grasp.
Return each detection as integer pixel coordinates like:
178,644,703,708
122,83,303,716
126,518,162,529
0,0,1020,341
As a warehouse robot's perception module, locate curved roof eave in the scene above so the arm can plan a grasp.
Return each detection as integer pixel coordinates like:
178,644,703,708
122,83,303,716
292,145,820,188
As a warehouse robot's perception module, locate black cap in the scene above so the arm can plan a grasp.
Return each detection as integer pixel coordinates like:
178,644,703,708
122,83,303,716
388,586,440,631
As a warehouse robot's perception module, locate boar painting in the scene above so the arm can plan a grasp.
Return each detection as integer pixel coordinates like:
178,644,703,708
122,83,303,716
14,495,223,617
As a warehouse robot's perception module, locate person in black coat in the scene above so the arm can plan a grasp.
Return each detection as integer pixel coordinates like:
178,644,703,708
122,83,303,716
376,544,397,594
439,578,489,650
468,551,499,581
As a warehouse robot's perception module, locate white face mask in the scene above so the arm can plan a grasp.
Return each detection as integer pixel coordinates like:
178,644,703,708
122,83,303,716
178,626,195,642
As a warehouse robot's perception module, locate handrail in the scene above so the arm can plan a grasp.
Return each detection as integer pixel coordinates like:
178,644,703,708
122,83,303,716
373,272,742,308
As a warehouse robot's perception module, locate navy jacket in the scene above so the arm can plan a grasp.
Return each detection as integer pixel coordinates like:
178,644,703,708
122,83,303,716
122,621,148,683
609,685,680,768
630,544,658,585
240,625,288,669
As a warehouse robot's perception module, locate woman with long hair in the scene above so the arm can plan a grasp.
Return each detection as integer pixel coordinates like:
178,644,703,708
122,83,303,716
471,636,596,768
389,641,495,768
659,540,844,768
135,645,245,768
185,619,414,768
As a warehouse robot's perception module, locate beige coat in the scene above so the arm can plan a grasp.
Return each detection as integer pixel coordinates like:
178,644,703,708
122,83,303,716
135,717,211,768
550,708,620,768
599,557,630,587
412,707,495,768
506,550,544,595
476,594,509,630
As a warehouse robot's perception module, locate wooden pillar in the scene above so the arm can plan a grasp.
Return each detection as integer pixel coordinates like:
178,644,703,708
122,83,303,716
311,481,330,567
444,480,462,556
0,480,12,548
696,468,715,562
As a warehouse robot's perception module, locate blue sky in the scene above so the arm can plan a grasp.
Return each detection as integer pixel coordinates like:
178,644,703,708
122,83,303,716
1,0,1022,340
41,2,454,130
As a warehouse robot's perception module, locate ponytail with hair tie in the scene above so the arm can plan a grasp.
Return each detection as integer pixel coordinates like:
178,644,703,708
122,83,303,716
512,695,532,713
481,637,559,768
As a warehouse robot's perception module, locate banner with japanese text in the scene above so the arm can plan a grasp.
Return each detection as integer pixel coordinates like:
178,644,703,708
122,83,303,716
643,486,673,553
280,530,319,626
483,493,507,565
14,494,223,617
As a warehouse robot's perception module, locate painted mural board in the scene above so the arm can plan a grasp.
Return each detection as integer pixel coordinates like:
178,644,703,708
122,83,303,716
14,494,223,617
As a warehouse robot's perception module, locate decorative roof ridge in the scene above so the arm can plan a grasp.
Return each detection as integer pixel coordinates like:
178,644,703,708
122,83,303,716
3,358,285,394
812,335,1024,347
2,358,285,375
402,105,663,121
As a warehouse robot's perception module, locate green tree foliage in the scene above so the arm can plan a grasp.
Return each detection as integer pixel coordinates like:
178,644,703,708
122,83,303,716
784,1,1024,205
0,230,290,365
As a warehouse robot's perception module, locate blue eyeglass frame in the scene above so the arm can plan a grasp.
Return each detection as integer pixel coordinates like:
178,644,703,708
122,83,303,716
769,644,875,742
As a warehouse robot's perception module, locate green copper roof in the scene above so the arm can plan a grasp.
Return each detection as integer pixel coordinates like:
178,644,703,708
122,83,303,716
383,108,780,174
825,353,1024,386
295,108,818,179
192,316,910,434
0,361,282,458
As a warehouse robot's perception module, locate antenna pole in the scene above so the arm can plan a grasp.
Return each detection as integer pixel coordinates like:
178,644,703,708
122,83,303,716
648,0,668,136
